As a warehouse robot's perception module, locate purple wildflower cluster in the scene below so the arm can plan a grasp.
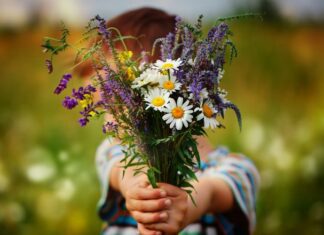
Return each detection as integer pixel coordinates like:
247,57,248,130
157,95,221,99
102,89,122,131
156,17,241,128
72,85,96,100
61,84,98,126
54,74,72,94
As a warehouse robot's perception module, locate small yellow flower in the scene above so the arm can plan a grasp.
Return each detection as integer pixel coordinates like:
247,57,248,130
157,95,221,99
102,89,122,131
89,111,97,117
79,94,92,108
126,67,136,81
118,50,133,63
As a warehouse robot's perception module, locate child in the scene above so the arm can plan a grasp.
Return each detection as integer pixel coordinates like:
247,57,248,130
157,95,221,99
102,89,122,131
91,8,260,235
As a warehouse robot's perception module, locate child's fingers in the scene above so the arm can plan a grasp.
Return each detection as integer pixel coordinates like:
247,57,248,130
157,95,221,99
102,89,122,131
126,198,171,212
144,223,178,234
157,183,185,197
132,211,168,224
127,187,167,200
138,223,162,235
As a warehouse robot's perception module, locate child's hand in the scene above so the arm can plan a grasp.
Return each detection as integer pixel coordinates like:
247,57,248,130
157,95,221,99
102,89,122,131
122,178,172,224
141,183,189,235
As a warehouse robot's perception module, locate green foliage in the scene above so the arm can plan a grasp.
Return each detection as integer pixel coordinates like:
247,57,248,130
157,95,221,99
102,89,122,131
42,22,70,58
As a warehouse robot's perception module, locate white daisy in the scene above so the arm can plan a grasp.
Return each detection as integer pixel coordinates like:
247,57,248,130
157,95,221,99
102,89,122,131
195,100,220,129
159,75,182,94
162,97,193,130
144,88,170,111
131,68,164,89
154,58,182,72
188,88,209,102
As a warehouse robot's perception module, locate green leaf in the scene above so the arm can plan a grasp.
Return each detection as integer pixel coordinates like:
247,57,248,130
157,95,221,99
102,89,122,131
147,168,158,188
185,190,197,207
191,140,201,169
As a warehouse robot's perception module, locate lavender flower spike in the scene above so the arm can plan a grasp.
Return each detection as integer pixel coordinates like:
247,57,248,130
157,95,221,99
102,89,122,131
54,73,72,94
95,15,110,40
62,96,78,109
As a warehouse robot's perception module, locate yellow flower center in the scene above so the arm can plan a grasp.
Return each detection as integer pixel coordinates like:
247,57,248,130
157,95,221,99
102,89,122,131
202,104,213,118
171,107,184,119
152,97,165,107
162,63,174,70
163,81,175,90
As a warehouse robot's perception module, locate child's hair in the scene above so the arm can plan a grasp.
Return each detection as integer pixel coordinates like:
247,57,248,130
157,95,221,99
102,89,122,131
78,7,176,77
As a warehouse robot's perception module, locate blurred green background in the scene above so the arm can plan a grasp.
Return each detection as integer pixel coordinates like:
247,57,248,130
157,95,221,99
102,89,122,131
0,0,324,235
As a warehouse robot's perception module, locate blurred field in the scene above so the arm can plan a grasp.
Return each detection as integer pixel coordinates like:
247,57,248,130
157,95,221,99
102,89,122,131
0,21,324,235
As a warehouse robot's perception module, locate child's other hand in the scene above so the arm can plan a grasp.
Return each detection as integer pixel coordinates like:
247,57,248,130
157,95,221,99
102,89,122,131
142,183,188,235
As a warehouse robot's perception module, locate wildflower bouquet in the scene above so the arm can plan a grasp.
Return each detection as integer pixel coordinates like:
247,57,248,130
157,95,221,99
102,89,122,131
42,15,241,196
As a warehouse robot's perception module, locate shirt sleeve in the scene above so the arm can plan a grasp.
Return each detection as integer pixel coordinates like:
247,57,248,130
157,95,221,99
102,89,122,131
200,147,260,234
95,138,125,222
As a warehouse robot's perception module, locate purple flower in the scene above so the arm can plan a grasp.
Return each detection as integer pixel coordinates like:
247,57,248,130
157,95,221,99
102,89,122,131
79,117,89,127
45,59,53,74
95,15,110,40
189,79,203,103
174,69,186,83
62,96,78,109
181,27,193,59
102,77,135,109
160,32,174,60
72,85,96,100
54,73,72,94
207,22,229,43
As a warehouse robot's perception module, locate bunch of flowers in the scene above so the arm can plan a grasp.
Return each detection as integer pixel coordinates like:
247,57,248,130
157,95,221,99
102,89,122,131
42,15,241,197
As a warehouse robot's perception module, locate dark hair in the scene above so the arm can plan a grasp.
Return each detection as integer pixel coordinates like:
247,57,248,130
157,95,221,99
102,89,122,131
78,7,176,77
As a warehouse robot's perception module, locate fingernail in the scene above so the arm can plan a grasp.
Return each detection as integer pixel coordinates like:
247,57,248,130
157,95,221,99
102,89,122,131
160,190,166,197
159,212,167,219
165,199,171,206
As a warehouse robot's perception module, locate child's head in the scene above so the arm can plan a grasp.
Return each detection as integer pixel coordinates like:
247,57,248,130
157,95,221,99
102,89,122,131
78,7,176,77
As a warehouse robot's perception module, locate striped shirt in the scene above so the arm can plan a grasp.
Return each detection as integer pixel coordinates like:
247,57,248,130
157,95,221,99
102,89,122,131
96,138,260,235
